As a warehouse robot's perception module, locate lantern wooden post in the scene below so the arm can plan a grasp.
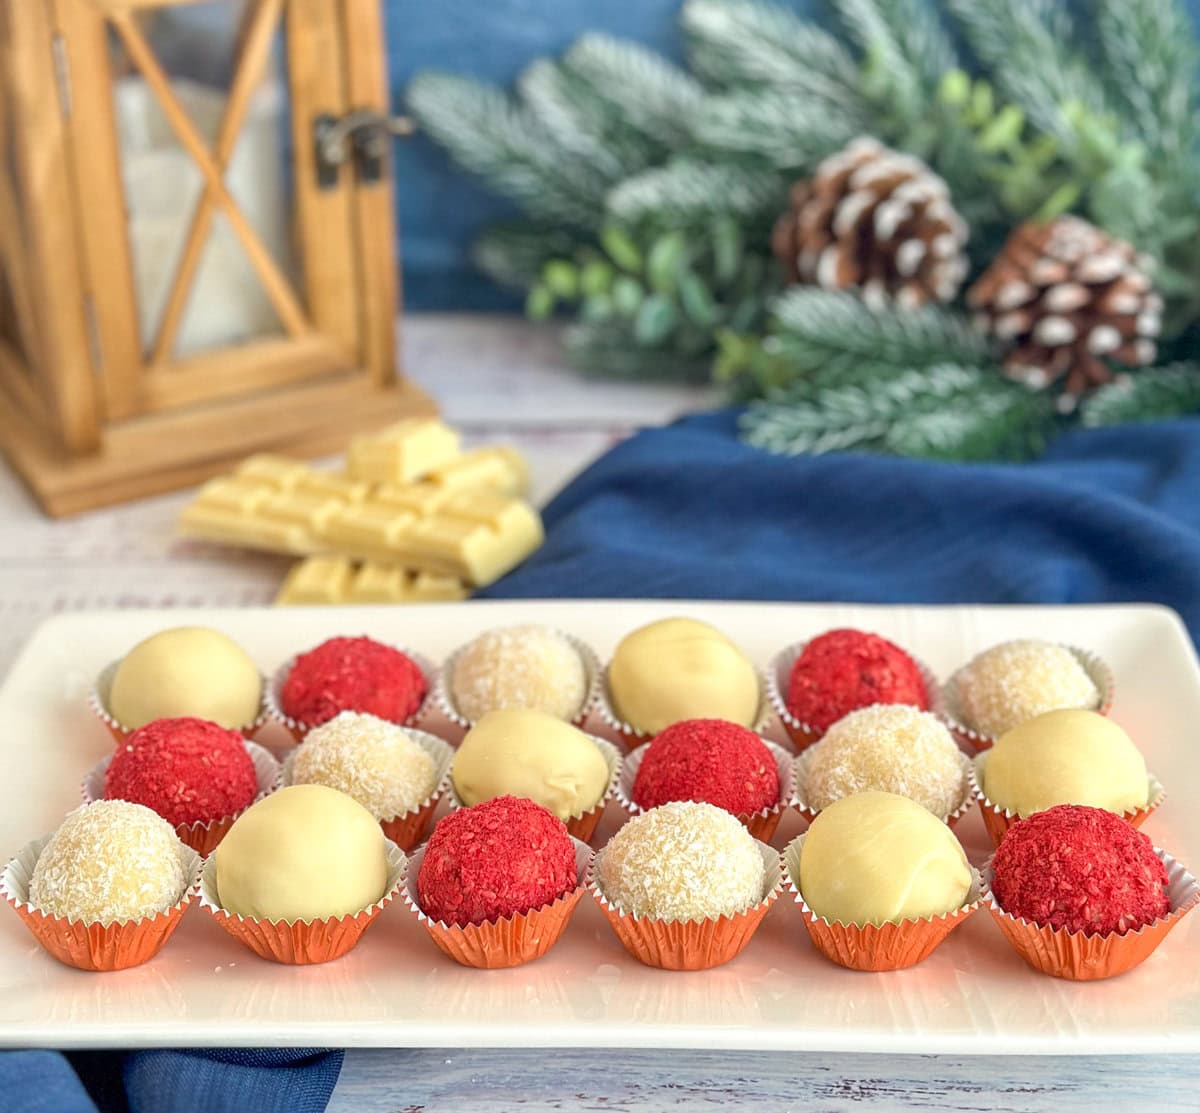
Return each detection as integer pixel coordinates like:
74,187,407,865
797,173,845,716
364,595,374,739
0,0,434,516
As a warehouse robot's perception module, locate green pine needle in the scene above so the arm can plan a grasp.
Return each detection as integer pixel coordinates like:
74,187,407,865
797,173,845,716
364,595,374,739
606,159,788,228
1079,363,1200,428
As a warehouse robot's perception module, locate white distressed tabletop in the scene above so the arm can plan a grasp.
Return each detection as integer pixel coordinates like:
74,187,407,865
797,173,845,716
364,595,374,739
0,315,1192,1110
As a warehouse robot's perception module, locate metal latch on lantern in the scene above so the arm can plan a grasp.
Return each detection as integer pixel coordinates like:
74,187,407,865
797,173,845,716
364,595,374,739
314,110,415,188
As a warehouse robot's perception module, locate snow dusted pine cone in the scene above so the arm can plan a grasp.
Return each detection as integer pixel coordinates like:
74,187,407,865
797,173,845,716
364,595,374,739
967,216,1161,405
771,137,970,309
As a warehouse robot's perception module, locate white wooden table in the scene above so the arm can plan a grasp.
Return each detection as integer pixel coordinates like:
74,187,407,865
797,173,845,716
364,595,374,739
0,315,1192,1111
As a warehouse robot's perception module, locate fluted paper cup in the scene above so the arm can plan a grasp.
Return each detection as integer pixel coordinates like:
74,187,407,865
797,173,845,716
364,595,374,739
588,840,781,971
1,833,201,972
940,645,1113,753
198,839,406,965
265,647,436,743
404,837,590,969
970,752,1165,849
981,847,1198,980
90,659,269,745
782,833,980,971
281,727,454,851
614,736,794,843
82,740,281,856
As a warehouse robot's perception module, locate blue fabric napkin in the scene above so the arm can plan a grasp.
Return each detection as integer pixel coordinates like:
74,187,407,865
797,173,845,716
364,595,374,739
7,405,1200,1111
482,409,1200,641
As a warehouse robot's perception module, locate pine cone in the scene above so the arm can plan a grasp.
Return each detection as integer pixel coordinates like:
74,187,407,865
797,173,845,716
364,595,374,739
771,136,969,310
967,216,1161,404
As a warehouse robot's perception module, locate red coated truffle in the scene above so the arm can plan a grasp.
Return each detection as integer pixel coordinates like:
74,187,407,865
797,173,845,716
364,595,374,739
104,716,257,827
280,636,427,727
991,804,1169,936
786,628,928,733
417,795,577,927
632,719,779,815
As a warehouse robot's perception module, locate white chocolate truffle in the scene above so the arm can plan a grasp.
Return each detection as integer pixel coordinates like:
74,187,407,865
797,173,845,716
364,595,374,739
608,618,759,734
596,801,764,922
109,626,262,730
952,640,1100,737
451,707,610,820
450,625,588,722
804,704,968,819
29,801,189,925
291,711,439,819
983,708,1149,818
215,784,388,922
799,791,972,926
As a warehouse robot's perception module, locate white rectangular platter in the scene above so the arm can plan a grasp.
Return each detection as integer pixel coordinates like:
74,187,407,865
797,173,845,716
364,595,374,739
0,600,1197,1054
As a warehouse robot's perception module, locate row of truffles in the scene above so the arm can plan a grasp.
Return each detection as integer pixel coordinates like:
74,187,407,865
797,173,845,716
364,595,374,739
95,620,1109,752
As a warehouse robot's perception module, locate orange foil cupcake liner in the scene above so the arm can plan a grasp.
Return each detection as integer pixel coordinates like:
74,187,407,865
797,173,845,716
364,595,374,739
433,631,602,739
981,848,1199,980
82,740,282,857
198,839,406,965
614,736,794,843
265,647,437,744
404,837,591,969
970,752,1165,849
594,664,772,752
766,641,943,753
1,834,201,972
782,834,980,972
791,745,974,829
588,840,782,971
941,645,1113,753
89,659,269,745
281,727,454,852
445,734,623,844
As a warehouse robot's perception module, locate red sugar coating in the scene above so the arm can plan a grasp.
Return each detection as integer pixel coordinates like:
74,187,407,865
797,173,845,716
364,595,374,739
786,628,928,733
632,718,779,815
281,636,427,727
991,804,1169,936
417,795,577,927
104,716,257,827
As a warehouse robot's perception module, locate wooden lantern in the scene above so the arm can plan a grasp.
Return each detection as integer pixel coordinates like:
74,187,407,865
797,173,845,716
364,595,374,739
0,0,434,516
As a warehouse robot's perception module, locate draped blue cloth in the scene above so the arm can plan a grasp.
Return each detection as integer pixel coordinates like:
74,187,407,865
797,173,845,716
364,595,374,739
6,407,1200,1111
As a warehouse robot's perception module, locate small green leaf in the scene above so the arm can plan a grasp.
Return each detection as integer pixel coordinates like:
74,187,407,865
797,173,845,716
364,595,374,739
678,271,718,327
601,226,643,272
580,294,614,323
938,69,971,108
1033,181,1082,221
977,105,1024,153
634,295,678,345
712,217,742,285
542,260,579,299
647,232,687,294
525,283,555,321
968,81,994,127
612,275,645,315
580,260,614,297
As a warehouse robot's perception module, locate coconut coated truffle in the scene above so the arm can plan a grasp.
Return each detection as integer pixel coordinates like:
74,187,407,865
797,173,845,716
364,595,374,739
105,717,258,827
596,801,765,922
417,795,578,927
803,704,968,818
632,719,779,815
951,640,1099,737
109,626,261,730
785,629,928,733
450,625,588,722
291,711,439,820
990,804,1169,935
29,801,189,925
281,636,427,727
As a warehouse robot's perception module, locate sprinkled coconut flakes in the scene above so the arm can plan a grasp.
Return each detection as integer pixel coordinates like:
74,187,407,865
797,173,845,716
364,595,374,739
28,801,187,925
805,704,968,818
596,801,764,922
954,640,1099,737
451,625,587,722
291,711,437,819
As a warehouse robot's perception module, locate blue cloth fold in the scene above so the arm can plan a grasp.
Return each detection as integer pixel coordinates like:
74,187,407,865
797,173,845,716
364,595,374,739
483,409,1200,642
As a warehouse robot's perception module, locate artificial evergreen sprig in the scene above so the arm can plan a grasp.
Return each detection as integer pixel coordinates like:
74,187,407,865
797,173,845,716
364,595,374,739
1080,364,1200,428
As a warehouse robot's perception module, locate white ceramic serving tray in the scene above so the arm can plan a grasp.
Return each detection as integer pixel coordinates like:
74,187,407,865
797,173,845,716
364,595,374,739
0,601,1197,1054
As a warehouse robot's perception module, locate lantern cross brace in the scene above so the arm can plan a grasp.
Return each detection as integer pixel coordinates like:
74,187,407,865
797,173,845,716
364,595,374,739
107,3,310,363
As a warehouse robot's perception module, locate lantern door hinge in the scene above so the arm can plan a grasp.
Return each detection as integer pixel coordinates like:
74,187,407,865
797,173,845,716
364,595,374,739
313,110,415,188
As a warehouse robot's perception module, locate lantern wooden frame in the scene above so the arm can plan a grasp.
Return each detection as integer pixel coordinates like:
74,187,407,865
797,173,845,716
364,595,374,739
0,0,433,516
